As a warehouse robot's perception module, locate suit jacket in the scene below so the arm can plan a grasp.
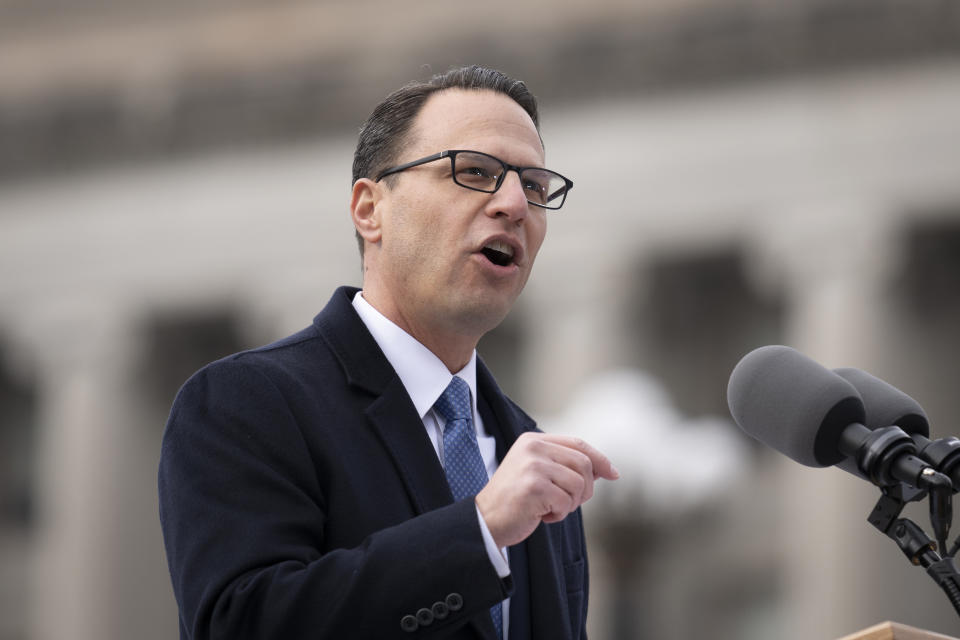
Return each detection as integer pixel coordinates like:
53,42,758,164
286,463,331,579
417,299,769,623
158,286,589,639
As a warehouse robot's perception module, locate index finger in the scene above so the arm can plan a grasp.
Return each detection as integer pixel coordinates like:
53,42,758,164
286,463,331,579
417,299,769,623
539,434,620,480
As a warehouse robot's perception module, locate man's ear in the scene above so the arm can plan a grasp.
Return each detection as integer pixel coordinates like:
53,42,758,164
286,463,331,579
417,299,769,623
350,178,383,246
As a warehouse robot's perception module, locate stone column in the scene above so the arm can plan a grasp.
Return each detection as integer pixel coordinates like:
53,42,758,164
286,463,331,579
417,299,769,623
26,299,178,640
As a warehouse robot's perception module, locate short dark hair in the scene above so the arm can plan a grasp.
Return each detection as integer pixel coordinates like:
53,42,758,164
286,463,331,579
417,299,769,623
351,65,541,260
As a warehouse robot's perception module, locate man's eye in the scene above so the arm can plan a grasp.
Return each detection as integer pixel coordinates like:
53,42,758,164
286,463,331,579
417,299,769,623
523,180,548,201
460,166,493,178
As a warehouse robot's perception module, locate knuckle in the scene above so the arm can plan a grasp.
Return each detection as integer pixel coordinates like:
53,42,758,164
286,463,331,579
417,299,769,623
527,460,548,478
576,451,592,471
582,478,594,501
525,470,549,493
570,480,586,508
526,438,547,456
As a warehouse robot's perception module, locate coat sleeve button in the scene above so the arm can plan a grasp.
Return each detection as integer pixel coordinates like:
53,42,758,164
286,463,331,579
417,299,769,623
400,614,419,632
445,592,463,611
416,608,435,626
431,601,450,620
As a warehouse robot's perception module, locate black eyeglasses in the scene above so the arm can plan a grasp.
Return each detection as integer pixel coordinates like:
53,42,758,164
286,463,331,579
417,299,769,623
375,149,573,210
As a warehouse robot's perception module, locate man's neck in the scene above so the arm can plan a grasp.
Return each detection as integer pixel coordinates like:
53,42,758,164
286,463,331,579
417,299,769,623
358,289,478,373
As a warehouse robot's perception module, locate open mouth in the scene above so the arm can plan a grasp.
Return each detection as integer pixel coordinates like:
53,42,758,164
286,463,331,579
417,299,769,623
480,240,516,267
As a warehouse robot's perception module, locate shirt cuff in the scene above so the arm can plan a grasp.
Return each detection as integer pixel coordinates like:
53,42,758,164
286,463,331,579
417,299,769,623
475,503,510,578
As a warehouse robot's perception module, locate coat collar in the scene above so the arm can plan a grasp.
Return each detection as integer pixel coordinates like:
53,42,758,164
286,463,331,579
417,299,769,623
313,286,537,443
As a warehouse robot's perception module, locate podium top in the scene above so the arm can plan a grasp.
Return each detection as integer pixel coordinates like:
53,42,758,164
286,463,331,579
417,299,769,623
837,621,959,640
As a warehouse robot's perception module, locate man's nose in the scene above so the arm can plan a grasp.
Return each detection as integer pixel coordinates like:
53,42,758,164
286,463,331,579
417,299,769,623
488,170,529,222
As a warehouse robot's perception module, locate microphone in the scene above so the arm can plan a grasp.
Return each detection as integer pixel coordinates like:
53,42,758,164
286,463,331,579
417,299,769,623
832,366,956,553
832,367,930,437
830,366,929,482
727,345,951,491
833,367,960,491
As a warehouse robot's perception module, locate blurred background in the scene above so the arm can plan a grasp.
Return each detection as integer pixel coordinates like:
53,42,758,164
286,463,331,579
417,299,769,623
2,0,960,638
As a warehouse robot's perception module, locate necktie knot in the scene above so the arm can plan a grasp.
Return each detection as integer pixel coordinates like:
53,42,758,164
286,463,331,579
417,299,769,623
434,376,473,425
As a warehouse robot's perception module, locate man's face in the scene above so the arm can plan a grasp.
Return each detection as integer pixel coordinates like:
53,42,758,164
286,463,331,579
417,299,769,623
366,89,548,344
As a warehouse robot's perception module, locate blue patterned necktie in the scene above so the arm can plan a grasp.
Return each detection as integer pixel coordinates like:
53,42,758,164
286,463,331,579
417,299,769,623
434,376,504,640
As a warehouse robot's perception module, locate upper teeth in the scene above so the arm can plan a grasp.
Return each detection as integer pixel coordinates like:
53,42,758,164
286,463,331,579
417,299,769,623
484,240,514,257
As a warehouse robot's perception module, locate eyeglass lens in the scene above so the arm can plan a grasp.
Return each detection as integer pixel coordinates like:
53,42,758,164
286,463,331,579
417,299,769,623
452,152,568,208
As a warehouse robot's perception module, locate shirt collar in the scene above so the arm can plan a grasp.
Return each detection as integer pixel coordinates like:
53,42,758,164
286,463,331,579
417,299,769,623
351,290,478,419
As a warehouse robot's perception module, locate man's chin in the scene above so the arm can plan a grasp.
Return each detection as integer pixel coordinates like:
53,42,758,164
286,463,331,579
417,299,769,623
448,295,515,336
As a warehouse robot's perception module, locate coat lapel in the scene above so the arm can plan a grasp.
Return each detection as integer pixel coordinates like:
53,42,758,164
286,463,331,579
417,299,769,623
365,375,455,513
314,287,454,515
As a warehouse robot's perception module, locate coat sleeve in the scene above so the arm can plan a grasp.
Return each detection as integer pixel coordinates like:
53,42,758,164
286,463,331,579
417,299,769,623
158,357,510,639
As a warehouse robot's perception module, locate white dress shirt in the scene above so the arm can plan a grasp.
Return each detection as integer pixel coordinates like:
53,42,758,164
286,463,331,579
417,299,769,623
351,291,511,635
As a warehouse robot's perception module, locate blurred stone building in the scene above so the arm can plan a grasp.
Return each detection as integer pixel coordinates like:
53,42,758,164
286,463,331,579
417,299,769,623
1,1,960,638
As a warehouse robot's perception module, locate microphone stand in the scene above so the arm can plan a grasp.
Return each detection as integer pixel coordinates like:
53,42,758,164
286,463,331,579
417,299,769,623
867,482,960,617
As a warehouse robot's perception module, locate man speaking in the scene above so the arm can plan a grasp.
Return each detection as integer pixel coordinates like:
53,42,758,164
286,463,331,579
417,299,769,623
158,65,618,640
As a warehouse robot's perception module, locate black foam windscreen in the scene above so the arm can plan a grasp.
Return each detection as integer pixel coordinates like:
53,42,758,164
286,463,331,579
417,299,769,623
727,345,866,467
833,367,930,437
